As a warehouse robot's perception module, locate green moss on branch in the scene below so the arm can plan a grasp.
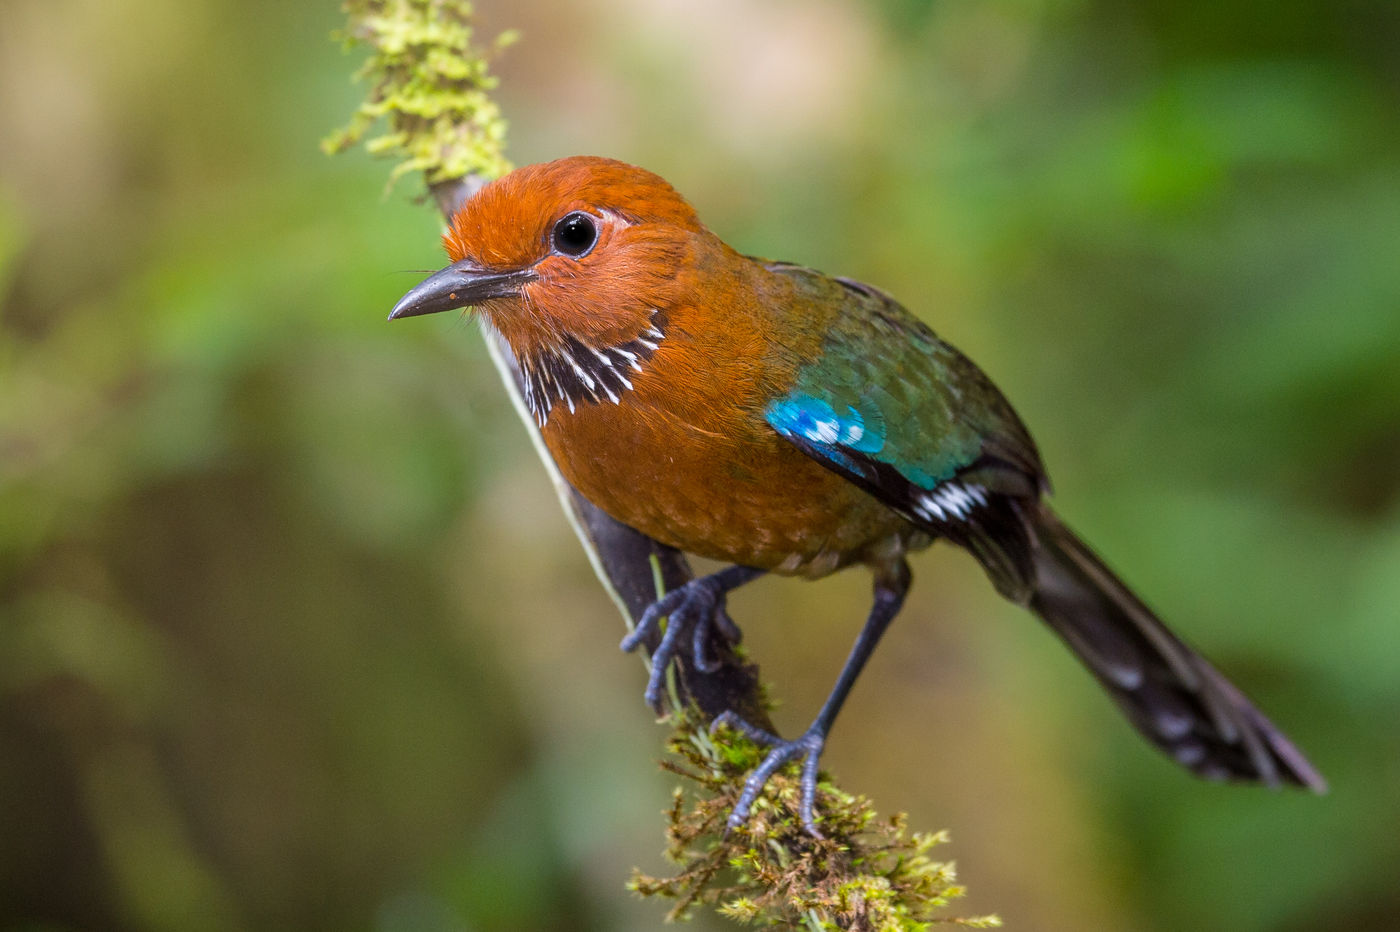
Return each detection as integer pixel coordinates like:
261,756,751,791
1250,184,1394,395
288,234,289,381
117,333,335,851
631,709,1001,930
323,0,517,189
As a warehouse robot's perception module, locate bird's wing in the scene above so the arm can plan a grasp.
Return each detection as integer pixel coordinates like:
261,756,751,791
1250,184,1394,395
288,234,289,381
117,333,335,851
763,262,1047,598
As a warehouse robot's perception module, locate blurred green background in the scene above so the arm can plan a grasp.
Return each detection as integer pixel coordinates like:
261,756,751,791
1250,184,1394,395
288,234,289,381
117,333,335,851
2,0,1398,929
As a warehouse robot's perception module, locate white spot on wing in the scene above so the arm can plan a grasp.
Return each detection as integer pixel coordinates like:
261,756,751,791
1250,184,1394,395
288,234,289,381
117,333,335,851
806,418,841,444
912,482,988,523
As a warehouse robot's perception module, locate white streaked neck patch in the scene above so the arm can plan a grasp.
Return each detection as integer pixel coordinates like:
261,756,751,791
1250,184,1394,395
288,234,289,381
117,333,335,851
517,309,665,426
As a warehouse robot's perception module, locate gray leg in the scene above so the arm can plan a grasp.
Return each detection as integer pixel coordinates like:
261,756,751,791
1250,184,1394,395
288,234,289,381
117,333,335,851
714,560,911,836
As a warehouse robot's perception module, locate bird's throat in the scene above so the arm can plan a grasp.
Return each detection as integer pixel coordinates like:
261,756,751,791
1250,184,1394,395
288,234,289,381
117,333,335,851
502,309,668,426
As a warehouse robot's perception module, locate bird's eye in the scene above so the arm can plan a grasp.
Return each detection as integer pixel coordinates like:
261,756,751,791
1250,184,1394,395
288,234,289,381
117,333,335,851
552,211,598,257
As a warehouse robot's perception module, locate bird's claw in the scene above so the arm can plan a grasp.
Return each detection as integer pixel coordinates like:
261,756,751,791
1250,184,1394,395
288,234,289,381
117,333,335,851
713,712,828,837
620,575,743,712
692,604,742,673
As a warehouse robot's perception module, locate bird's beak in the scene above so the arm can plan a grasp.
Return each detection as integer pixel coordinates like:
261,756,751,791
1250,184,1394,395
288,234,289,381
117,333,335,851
388,260,538,321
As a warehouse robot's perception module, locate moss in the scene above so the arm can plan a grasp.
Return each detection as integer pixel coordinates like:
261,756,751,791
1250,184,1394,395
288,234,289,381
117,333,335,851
630,708,1001,930
323,0,518,190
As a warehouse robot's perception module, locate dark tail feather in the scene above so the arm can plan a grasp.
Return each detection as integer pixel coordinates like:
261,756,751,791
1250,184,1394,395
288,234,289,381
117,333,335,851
1022,505,1326,791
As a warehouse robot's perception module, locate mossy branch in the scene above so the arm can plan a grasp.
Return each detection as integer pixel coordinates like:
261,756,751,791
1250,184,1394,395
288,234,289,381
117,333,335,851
633,708,1000,930
326,3,998,927
323,0,517,191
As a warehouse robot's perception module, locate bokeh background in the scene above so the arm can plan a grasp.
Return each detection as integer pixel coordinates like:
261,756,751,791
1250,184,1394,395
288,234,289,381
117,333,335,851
2,0,1398,929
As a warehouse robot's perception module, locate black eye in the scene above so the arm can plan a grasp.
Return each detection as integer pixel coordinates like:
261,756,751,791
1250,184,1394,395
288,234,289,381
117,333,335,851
552,211,598,257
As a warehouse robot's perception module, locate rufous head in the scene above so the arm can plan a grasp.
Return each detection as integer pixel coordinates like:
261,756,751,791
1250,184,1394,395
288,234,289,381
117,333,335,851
390,157,706,352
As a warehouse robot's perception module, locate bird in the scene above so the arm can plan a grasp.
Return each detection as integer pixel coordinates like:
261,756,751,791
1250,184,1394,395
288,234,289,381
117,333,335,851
389,156,1326,835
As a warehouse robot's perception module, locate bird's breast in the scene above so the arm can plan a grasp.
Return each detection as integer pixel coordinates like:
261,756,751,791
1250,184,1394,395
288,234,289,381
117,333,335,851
536,343,917,576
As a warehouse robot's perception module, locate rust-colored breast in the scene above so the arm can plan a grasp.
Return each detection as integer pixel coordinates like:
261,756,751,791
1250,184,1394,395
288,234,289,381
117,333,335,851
536,266,916,577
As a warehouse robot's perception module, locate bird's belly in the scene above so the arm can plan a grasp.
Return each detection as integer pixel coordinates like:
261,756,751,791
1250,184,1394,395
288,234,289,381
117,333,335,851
541,403,917,577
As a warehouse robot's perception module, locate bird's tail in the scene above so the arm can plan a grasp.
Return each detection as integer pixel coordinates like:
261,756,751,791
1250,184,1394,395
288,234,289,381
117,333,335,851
1021,505,1326,791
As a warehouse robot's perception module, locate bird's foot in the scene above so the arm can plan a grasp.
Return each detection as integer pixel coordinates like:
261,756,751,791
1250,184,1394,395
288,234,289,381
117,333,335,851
619,572,746,712
712,711,828,837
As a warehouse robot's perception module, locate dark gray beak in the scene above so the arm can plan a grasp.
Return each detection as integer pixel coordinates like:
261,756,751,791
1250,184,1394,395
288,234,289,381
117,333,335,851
388,260,538,320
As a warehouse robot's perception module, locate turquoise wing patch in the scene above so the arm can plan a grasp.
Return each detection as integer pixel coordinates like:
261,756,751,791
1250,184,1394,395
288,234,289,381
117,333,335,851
766,395,885,454
766,392,954,491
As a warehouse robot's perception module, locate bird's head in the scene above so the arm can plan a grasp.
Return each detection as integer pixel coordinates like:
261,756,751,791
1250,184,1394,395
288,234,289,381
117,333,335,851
390,157,705,354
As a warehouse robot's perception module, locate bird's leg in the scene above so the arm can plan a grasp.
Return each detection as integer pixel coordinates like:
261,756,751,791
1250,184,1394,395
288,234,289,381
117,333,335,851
714,560,911,837
620,564,765,712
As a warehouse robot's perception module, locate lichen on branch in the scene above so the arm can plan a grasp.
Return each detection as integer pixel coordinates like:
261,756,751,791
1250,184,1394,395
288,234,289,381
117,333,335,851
323,0,518,189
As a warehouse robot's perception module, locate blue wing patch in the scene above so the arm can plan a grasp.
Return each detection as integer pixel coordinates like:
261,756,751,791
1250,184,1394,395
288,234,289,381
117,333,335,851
765,395,884,454
766,392,958,490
